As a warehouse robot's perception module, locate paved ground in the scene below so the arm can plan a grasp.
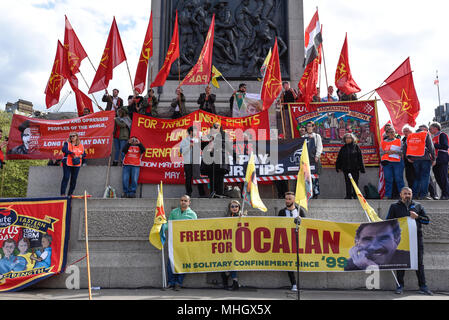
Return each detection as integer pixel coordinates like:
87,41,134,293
1,288,448,300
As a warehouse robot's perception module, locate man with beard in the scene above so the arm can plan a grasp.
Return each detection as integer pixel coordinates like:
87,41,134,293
386,187,432,295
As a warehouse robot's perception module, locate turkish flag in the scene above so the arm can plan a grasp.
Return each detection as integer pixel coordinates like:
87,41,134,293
89,17,127,94
151,11,180,88
64,15,88,75
133,12,153,94
261,37,282,111
376,72,420,133
179,14,215,87
44,41,67,108
335,34,361,95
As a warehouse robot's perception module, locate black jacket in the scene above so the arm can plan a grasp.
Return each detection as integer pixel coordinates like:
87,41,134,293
278,205,306,218
386,200,430,236
336,142,365,173
198,93,217,114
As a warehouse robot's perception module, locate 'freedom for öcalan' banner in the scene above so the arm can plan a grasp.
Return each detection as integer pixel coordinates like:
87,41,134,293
168,217,417,273
0,197,71,292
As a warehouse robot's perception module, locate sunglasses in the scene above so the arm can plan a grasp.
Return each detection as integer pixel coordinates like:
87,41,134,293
230,205,240,209
70,135,77,137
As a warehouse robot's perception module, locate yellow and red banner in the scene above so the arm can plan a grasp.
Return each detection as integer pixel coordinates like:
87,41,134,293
168,217,417,273
0,197,71,292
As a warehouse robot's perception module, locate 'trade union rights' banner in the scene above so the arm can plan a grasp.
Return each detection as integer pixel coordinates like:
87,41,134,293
131,110,271,184
6,111,115,160
0,197,71,292
168,217,417,273
288,100,381,167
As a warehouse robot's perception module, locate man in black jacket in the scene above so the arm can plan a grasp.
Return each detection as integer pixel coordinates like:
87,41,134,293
386,187,432,295
278,192,306,292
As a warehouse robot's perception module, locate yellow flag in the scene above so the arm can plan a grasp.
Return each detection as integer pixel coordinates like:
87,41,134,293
211,65,222,88
260,48,272,77
348,174,383,222
149,181,168,250
295,140,313,211
243,154,267,212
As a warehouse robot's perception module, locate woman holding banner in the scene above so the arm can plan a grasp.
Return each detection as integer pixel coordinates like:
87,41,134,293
60,132,86,196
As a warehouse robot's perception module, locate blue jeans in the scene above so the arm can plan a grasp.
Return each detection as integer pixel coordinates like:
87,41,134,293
167,258,185,286
412,160,432,198
122,165,140,196
382,160,405,198
113,138,127,162
60,163,81,196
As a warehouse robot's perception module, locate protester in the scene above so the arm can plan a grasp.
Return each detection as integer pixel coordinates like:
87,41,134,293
229,83,247,116
337,89,357,101
402,126,415,189
336,133,366,199
171,87,187,119
429,122,449,200
197,85,217,114
405,128,436,200
386,187,432,295
127,89,145,120
281,81,298,106
221,200,246,291
380,127,405,199
278,192,306,291
321,86,338,102
298,126,306,137
179,126,206,198
102,88,123,113
82,107,91,116
312,87,321,102
121,136,146,198
142,88,159,117
304,122,323,199
113,107,132,166
417,125,438,199
60,132,86,196
166,195,197,291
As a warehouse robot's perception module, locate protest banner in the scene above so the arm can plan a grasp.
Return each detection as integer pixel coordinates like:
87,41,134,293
288,100,381,167
6,111,115,160
0,197,71,292
131,110,271,184
168,217,417,273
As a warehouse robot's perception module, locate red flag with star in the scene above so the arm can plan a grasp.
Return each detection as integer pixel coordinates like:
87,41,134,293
89,17,127,94
335,33,361,95
376,72,420,133
261,38,282,111
151,11,180,88
44,41,67,109
133,11,153,94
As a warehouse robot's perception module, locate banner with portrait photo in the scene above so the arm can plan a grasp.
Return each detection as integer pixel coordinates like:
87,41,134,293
6,111,116,160
288,100,381,167
168,217,417,274
0,197,71,292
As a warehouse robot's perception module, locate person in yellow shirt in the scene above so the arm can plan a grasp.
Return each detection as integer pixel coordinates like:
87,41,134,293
17,238,36,271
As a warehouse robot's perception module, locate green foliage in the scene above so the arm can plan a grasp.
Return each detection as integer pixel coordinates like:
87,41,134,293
0,111,47,198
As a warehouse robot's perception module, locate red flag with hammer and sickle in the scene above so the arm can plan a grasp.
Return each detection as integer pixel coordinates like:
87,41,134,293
133,12,153,94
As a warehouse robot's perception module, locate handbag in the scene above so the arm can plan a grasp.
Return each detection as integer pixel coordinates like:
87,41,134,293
72,156,81,166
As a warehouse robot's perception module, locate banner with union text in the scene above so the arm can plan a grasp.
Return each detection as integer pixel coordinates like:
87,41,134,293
0,197,71,292
288,100,381,167
168,217,417,273
6,111,115,160
131,110,271,184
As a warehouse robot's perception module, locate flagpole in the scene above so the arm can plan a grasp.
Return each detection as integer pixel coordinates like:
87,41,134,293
83,190,93,300
436,70,441,106
220,74,235,92
78,70,103,110
125,61,135,93
316,7,329,97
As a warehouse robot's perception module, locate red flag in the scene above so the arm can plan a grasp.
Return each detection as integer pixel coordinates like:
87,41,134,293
335,33,361,95
298,46,320,106
44,41,67,109
179,14,215,86
64,15,88,75
385,57,411,84
151,11,180,88
134,12,153,94
376,72,420,133
89,17,127,94
73,87,94,116
261,38,282,111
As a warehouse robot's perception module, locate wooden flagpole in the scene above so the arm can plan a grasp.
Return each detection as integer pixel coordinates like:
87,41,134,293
83,190,93,300
78,70,103,111
125,61,135,93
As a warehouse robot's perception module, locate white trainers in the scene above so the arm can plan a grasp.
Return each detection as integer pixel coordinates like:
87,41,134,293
291,285,297,291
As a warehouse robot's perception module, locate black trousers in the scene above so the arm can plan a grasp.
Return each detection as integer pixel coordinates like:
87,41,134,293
207,164,225,196
184,164,205,197
396,235,426,288
343,170,359,199
433,162,449,197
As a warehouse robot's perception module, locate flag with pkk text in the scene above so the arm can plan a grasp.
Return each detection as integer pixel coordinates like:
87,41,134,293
89,17,127,94
134,11,153,94
44,41,67,109
242,154,267,213
261,37,282,111
151,11,180,88
64,15,88,75
335,33,361,95
376,70,420,133
149,182,168,250
180,14,215,86
304,10,322,67
295,140,313,211
211,65,222,89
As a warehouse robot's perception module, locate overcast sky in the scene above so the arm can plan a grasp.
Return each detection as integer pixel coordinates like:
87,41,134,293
0,0,447,129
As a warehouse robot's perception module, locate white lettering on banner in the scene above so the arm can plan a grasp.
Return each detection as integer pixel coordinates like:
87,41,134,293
165,172,180,179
